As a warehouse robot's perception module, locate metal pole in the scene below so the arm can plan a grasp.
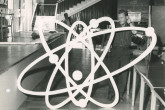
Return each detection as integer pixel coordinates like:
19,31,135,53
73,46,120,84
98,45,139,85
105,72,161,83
54,3,58,29
11,15,13,41
55,3,58,18
147,4,152,62
31,3,38,29
0,10,3,40
148,5,151,27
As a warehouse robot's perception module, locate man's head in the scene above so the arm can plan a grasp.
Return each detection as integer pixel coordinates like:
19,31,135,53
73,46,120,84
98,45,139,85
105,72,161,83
64,13,68,19
118,10,129,26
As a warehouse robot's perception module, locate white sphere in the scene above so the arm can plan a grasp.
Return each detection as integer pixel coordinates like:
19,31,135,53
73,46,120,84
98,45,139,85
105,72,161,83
72,70,83,81
49,54,59,64
145,27,155,36
89,19,99,28
78,99,87,108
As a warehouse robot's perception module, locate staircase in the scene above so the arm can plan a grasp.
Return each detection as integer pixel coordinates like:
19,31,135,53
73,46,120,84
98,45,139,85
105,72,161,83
33,0,101,31
57,0,101,20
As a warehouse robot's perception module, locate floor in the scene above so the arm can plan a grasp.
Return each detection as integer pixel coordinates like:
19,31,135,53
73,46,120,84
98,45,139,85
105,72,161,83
18,97,141,110
0,33,163,109
0,32,65,44
0,44,39,73
0,32,32,42
17,49,153,110
0,32,65,74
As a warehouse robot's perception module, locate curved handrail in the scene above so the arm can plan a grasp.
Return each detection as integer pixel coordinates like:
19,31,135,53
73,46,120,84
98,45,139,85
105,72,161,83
134,65,153,88
134,62,165,107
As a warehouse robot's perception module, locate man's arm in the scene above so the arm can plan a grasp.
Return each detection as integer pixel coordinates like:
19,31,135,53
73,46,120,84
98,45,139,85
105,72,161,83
127,18,137,35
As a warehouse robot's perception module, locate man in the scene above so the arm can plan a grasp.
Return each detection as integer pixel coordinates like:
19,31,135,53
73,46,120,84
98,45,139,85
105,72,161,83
107,9,137,102
63,13,72,27
62,13,72,39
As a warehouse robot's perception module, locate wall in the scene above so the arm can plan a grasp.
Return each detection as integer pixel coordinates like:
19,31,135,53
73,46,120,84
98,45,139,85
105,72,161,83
71,0,117,25
118,0,165,45
24,0,33,31
152,6,165,45
118,0,149,22
13,0,20,33
8,0,14,9
15,0,44,32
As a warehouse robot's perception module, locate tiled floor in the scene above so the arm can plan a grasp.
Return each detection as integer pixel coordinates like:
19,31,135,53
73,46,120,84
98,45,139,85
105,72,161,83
18,49,152,110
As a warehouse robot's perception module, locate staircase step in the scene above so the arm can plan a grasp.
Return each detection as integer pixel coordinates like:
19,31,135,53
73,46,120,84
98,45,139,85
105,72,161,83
58,0,101,20
34,0,101,29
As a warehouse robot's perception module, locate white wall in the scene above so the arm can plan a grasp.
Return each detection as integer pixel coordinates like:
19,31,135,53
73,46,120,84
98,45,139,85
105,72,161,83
8,0,14,9
13,0,20,33
24,0,33,31
19,0,33,32
9,0,33,33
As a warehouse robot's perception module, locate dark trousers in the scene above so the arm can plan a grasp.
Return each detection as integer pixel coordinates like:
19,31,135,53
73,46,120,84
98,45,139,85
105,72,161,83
105,47,130,97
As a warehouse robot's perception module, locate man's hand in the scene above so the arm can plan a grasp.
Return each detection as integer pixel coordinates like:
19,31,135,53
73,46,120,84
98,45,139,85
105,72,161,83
127,17,137,34
127,17,132,24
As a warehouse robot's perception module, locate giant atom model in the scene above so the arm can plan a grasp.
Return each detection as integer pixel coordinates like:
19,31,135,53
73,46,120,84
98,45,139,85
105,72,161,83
17,17,157,109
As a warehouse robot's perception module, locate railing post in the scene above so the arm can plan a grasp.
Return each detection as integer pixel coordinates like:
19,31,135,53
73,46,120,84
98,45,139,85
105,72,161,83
132,67,137,106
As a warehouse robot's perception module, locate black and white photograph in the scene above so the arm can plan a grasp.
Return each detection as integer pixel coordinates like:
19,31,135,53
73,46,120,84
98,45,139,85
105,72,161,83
0,0,165,110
